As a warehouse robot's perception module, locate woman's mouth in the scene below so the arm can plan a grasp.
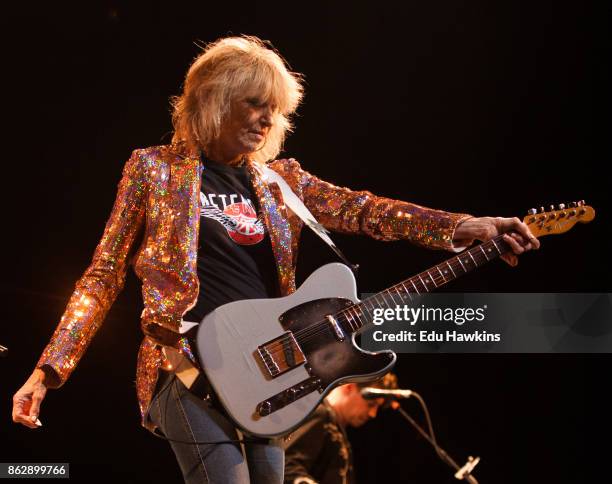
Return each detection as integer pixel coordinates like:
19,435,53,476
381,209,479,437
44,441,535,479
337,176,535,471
249,130,265,141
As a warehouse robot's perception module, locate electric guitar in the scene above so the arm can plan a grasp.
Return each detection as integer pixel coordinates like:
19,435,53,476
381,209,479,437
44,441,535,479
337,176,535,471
195,202,595,437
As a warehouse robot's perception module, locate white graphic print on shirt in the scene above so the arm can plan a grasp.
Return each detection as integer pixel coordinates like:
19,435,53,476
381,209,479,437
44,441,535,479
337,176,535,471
200,192,265,245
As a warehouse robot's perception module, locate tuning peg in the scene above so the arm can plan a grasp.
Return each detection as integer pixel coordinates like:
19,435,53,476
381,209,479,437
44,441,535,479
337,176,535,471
569,202,576,207
527,208,537,215
558,203,565,210
539,206,545,213
579,200,585,206
549,205,555,212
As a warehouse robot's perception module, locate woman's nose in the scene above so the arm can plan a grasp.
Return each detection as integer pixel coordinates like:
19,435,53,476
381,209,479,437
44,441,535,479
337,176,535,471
260,108,273,128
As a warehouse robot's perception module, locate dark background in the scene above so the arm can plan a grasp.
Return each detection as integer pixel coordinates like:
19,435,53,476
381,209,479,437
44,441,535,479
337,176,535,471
1,1,610,483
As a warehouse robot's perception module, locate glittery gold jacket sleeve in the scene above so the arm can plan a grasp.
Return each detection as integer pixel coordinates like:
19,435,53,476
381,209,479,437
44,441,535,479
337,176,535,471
36,143,471,430
267,158,471,250
36,149,147,387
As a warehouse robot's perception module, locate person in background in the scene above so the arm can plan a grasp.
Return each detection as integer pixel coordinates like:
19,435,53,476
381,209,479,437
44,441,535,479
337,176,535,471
284,374,399,484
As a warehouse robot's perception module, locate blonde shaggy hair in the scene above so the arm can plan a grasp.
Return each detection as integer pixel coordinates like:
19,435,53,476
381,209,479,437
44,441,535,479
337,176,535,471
171,35,304,164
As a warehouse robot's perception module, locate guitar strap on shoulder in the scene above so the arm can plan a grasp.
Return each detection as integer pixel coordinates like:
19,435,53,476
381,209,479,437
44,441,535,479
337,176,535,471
260,165,359,274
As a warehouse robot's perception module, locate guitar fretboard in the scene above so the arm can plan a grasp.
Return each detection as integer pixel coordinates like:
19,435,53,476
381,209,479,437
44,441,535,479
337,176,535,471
336,235,511,333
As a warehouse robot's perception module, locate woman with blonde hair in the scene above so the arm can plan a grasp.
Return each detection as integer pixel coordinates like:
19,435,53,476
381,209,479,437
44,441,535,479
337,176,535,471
12,35,538,483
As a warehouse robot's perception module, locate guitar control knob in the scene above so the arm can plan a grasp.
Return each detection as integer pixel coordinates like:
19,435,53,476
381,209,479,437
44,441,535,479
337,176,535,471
258,401,272,417
527,208,537,215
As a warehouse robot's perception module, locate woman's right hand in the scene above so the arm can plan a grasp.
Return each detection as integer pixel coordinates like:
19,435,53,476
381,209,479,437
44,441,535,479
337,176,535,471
12,369,48,429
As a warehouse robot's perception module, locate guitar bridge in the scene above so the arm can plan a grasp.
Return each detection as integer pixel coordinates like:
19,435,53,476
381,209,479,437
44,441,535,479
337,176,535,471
256,376,323,417
256,331,306,379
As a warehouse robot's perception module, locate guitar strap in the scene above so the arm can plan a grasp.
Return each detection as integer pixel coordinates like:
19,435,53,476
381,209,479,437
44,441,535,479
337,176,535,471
260,165,359,273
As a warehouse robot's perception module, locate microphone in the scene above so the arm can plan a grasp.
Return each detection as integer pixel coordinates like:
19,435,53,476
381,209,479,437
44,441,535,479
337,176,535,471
360,387,413,400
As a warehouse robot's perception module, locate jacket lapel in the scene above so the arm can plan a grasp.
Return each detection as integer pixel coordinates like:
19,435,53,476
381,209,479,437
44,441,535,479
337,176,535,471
167,153,202,292
246,161,296,295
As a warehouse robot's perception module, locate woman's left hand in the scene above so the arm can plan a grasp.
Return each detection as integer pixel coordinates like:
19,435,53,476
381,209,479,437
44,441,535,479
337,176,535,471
453,217,540,266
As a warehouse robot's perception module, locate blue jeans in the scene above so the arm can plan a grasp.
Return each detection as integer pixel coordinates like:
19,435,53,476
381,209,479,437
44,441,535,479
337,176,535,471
148,371,284,484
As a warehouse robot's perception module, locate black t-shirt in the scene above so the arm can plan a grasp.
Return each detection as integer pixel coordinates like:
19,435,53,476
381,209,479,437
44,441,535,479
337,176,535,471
183,156,279,322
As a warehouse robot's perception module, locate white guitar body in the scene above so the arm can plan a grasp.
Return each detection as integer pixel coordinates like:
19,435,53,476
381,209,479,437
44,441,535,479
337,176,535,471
196,263,396,437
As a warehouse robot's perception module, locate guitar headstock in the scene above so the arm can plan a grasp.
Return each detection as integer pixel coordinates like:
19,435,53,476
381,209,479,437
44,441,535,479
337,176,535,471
523,201,595,237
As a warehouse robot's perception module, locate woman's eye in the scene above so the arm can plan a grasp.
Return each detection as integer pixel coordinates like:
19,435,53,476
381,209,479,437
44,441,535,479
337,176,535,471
247,98,263,107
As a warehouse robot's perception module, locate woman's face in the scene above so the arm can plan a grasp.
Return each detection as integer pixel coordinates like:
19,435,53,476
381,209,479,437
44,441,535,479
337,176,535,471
212,95,276,163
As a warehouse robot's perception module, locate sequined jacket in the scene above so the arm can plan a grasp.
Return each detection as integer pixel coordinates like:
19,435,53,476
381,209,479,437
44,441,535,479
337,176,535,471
36,142,471,430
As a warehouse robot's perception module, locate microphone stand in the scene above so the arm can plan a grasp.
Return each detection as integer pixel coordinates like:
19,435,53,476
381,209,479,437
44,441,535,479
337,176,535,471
394,402,480,483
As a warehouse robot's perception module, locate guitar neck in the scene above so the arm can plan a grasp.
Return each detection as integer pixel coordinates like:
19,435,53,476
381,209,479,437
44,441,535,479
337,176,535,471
337,235,511,333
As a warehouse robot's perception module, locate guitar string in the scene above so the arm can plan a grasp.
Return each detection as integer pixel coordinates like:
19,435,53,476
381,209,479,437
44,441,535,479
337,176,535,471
261,236,508,356
260,236,510,358
260,213,570,355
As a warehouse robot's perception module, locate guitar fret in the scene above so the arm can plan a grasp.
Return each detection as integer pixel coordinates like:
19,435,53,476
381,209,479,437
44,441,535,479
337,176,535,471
393,287,408,304
410,279,420,294
492,239,502,255
468,252,477,266
446,261,457,278
338,312,349,332
343,310,357,331
400,283,413,300
479,245,489,261
360,301,373,323
352,309,361,331
353,307,366,329
458,257,467,272
427,271,439,288
386,290,400,306
351,309,361,331
437,266,447,283
418,274,429,292
351,306,366,328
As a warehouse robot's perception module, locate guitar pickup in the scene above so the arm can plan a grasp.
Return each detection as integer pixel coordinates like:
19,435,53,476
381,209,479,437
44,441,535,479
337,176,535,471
256,331,306,379
326,314,345,341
